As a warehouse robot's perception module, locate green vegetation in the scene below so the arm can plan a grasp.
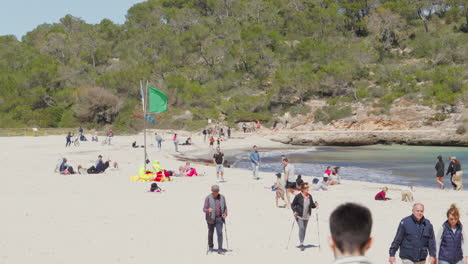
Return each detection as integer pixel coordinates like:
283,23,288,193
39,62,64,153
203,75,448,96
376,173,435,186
1,0,467,130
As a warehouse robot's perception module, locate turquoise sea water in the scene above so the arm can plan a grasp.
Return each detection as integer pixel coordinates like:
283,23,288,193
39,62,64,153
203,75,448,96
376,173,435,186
232,145,467,188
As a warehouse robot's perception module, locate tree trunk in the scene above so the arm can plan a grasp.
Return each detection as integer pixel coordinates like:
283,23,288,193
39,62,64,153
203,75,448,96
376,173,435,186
418,8,429,33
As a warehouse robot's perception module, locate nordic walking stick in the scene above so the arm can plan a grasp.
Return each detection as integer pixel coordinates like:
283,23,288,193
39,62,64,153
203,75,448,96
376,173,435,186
286,217,295,249
224,219,229,250
316,210,321,251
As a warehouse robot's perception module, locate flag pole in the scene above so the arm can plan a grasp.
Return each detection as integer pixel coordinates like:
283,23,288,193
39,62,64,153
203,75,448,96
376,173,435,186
143,80,148,171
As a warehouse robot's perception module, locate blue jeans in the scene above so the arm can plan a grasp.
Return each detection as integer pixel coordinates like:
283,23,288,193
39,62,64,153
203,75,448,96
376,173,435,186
174,141,178,152
439,261,462,264
157,140,162,149
252,163,259,178
208,217,224,250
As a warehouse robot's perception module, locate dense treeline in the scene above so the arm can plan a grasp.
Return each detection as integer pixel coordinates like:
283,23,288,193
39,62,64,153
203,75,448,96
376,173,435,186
1,0,467,130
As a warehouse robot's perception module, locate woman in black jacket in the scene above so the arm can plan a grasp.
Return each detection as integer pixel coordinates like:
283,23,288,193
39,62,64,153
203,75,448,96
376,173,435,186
291,182,319,248
435,155,445,189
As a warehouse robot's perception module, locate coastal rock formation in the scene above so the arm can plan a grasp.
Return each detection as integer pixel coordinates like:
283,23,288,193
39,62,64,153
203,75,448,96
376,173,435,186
265,99,467,146
270,130,468,146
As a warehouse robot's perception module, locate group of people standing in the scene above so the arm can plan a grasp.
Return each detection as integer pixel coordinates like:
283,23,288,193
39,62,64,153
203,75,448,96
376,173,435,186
435,156,463,190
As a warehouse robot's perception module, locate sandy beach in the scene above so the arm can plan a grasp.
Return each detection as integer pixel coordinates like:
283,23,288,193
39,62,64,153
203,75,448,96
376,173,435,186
1,131,467,264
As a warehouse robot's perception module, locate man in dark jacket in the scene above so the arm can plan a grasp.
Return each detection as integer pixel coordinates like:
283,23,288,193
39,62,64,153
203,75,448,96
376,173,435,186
446,157,457,190
389,203,436,264
203,185,228,254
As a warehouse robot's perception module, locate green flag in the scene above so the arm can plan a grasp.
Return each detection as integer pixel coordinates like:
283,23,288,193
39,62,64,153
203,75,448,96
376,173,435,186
148,86,167,113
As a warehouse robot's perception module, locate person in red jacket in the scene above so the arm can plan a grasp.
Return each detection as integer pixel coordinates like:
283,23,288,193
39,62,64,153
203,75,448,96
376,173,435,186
375,187,391,200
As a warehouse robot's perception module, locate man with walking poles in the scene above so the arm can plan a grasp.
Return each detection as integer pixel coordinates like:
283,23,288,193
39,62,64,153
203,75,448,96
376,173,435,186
203,185,228,254
389,203,436,264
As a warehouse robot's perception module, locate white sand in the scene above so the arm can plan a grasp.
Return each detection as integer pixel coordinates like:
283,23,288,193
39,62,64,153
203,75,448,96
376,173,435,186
1,131,467,264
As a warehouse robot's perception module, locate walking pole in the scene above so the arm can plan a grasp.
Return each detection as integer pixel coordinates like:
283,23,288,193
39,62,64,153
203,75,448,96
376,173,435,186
224,219,229,250
316,210,321,251
286,217,295,249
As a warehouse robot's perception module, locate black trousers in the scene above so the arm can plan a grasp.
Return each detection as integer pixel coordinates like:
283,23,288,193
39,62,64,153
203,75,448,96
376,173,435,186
207,217,224,250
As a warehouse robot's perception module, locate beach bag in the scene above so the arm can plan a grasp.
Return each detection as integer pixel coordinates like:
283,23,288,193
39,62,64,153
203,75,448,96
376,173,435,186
150,183,160,192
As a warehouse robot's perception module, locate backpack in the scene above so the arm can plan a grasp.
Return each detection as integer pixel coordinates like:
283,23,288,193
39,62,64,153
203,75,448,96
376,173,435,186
150,183,161,192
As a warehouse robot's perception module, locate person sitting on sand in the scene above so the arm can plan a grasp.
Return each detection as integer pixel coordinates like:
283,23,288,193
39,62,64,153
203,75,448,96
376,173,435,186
375,187,390,201
87,155,110,174
273,173,286,208
328,167,341,185
183,162,198,176
323,166,332,184
296,175,304,190
311,178,328,191
181,137,192,145
401,185,415,202
59,158,75,174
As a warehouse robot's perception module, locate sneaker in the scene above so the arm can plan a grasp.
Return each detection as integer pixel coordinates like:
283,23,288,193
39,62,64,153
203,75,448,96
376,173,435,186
218,249,226,255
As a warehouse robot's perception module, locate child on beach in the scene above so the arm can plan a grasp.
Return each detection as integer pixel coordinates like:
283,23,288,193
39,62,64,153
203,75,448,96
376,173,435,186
273,173,286,208
375,187,390,200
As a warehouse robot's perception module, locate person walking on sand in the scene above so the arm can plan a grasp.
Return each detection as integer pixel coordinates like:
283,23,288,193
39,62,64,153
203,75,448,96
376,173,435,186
66,132,72,147
452,159,463,191
203,185,228,254
202,129,207,143
273,173,286,208
389,203,436,264
330,203,373,264
291,182,318,249
283,158,296,208
209,136,215,149
173,133,179,152
435,155,445,189
436,204,468,264
213,147,225,182
447,157,457,190
155,133,163,150
250,145,260,180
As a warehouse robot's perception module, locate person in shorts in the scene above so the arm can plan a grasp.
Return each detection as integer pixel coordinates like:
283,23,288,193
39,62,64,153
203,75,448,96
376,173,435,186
283,158,296,208
213,147,225,182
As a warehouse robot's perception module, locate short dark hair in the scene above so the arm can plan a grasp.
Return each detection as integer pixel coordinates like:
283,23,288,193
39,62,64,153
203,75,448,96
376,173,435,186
283,158,289,162
330,203,372,254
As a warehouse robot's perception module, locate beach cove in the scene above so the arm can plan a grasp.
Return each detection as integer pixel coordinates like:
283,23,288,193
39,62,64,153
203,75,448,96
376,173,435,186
1,131,467,264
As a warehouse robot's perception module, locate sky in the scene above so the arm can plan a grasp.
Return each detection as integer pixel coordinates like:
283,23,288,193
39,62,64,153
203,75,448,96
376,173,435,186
0,0,145,39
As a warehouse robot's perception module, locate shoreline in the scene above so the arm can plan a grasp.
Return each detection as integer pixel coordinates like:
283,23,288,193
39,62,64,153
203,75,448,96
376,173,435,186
173,134,463,190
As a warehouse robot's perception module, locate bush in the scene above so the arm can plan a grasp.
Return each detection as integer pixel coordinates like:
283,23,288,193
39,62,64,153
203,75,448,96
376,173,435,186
434,113,448,121
75,87,123,124
456,125,466,135
288,104,311,116
314,106,353,124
